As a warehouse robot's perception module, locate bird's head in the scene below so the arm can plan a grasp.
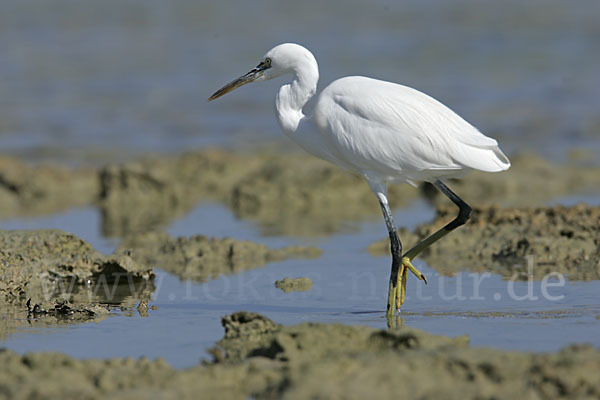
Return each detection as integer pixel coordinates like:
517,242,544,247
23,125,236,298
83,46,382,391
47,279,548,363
208,43,317,101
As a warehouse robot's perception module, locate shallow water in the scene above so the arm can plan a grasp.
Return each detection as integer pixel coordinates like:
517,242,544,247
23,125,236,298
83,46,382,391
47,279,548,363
2,197,599,368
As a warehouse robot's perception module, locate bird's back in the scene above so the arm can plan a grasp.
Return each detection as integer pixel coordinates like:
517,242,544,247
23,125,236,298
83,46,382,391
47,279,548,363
309,76,510,183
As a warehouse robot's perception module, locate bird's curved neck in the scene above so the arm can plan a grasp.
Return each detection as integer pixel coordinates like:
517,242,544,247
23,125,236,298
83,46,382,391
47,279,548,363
275,67,318,135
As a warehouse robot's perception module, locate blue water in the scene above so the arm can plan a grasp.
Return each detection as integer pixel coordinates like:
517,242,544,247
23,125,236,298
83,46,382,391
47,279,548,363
2,197,600,368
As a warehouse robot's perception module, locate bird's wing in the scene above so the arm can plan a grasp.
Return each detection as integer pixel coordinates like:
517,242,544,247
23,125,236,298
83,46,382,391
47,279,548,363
313,76,509,178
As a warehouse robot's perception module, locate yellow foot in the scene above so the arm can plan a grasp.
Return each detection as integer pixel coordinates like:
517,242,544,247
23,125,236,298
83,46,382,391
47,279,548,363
395,257,428,311
395,264,407,310
403,256,428,284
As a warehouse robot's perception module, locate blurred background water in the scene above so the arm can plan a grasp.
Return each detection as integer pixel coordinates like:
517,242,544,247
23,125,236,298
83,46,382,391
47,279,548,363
1,0,599,164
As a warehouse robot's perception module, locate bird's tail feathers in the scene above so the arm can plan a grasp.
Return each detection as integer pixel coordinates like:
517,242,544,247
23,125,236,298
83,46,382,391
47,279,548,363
456,144,511,172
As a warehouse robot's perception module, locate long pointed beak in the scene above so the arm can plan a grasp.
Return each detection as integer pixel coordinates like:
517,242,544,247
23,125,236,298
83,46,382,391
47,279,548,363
208,66,263,101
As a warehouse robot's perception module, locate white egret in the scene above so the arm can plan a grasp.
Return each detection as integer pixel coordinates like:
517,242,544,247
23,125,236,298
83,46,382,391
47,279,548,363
209,43,510,319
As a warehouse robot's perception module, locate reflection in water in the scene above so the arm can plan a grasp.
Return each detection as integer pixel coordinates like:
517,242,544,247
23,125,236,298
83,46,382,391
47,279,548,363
1,272,156,341
50,273,156,307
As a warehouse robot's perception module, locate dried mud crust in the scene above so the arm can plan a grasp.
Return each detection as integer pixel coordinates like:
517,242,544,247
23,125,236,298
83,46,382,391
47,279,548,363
2,311,600,400
0,156,98,219
369,204,600,280
0,230,154,340
118,232,322,282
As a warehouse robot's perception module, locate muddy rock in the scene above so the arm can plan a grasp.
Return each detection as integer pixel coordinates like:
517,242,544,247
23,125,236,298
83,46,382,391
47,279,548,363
0,156,98,219
370,204,600,280
0,347,280,400
209,311,469,366
118,232,322,282
135,300,149,317
207,312,281,363
98,149,260,237
228,153,420,236
279,344,600,400
209,312,600,399
97,149,419,238
3,312,599,399
0,230,154,340
0,230,154,304
274,277,313,293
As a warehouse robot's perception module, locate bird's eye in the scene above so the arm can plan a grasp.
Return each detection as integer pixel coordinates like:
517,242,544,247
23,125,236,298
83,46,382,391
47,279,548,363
264,58,272,67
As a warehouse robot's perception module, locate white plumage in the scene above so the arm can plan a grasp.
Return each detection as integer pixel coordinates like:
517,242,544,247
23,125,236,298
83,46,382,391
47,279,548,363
312,76,510,184
226,43,511,190
209,42,510,317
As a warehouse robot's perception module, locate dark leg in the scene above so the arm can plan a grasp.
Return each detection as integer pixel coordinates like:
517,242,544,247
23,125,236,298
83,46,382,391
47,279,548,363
378,199,403,320
403,179,472,260
384,179,470,320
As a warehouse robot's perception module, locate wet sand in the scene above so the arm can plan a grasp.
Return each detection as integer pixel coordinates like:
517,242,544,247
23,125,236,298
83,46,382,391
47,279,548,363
1,311,599,400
